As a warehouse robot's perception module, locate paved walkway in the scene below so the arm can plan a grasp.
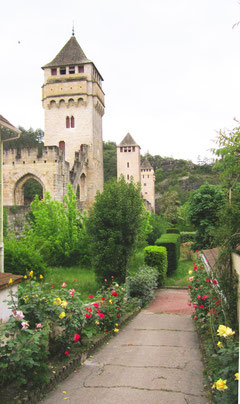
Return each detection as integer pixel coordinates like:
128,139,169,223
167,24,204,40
41,289,209,404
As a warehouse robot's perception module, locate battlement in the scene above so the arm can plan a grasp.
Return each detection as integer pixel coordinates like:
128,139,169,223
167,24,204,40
3,145,65,165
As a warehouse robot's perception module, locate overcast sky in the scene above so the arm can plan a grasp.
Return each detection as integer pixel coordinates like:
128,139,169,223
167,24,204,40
1,0,240,163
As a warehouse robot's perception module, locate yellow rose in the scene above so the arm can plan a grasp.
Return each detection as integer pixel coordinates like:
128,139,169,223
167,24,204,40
40,274,43,279
29,271,34,276
95,321,100,325
109,300,113,304
217,341,223,348
59,312,66,319
224,327,235,337
188,270,192,275
114,328,119,333
24,275,27,279
217,325,235,338
212,379,228,391
53,297,62,305
235,373,239,381
61,300,68,308
8,278,13,284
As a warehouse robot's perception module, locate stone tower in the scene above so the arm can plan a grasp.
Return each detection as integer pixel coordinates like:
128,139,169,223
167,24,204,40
117,133,141,183
141,159,155,212
42,33,105,205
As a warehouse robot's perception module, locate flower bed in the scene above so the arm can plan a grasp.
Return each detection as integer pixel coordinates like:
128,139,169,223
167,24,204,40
0,272,140,402
187,253,238,404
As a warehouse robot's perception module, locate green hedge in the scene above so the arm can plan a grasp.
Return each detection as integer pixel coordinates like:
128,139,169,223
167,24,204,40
127,265,159,306
143,245,167,286
155,233,180,275
180,231,196,243
166,228,180,234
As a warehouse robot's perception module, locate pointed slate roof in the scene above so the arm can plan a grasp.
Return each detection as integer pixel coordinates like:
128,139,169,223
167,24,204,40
42,35,91,69
141,159,153,169
119,133,139,147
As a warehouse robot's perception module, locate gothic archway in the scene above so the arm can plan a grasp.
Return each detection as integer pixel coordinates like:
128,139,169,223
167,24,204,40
14,174,45,205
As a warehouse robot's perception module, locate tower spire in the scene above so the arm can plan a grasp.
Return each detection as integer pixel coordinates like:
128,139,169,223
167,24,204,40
72,21,75,36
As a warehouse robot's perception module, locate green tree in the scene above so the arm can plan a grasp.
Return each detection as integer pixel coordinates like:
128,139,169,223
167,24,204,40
87,177,144,284
156,191,180,224
25,184,89,266
187,183,225,249
3,126,44,155
146,213,169,245
103,141,117,183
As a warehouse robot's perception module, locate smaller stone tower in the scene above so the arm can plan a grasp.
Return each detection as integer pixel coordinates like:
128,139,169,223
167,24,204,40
141,159,155,212
117,133,141,183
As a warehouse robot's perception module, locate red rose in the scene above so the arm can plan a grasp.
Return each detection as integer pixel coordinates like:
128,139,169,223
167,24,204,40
213,279,218,284
206,279,210,283
74,333,80,342
202,295,207,300
199,304,204,309
112,291,118,297
116,307,120,311
101,297,105,301
93,302,99,308
98,312,105,319
88,295,93,298
85,313,91,318
64,351,70,355
117,314,120,317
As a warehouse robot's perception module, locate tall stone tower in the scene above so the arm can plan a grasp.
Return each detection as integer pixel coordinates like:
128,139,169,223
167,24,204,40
117,133,141,183
141,159,155,212
42,33,105,205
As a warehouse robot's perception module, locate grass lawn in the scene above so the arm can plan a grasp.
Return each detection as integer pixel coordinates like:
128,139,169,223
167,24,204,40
45,266,99,300
164,258,193,287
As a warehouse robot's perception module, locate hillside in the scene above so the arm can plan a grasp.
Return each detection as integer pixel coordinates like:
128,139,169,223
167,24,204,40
103,142,220,205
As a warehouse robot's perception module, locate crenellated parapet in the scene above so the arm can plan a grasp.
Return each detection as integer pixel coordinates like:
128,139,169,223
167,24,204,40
3,145,66,165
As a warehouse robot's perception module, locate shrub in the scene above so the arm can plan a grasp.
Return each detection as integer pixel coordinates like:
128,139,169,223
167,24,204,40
87,177,144,284
127,265,159,306
4,236,47,278
166,228,180,234
180,231,196,243
143,245,167,286
155,233,180,274
146,213,169,245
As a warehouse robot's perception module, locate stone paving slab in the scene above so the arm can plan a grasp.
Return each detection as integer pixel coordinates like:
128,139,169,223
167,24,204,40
41,289,209,404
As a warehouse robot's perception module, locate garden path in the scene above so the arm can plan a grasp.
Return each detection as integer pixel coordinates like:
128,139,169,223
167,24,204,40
41,288,209,404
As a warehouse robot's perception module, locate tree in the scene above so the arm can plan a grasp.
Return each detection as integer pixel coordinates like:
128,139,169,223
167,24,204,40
87,177,145,284
103,141,117,183
156,191,180,224
187,183,225,250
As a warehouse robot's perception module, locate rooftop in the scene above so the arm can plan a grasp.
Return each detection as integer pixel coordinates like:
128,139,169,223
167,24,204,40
119,133,139,147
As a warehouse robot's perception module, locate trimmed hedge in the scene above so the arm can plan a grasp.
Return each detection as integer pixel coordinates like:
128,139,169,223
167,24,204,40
166,228,180,234
127,265,159,306
155,233,180,275
180,231,196,243
143,245,167,286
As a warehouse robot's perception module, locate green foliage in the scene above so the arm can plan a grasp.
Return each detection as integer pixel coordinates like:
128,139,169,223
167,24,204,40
188,258,238,404
87,177,144,284
3,207,8,237
155,233,180,274
127,265,159,306
156,191,180,223
143,245,167,286
103,141,117,183
3,126,44,155
146,213,169,245
166,228,180,234
23,178,43,205
180,231,196,243
187,183,225,249
24,185,90,266
4,235,47,278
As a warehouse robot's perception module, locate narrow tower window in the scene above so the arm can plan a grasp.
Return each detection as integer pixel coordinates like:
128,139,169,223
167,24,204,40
51,68,57,75
127,162,129,168
71,116,75,128
127,175,129,180
69,66,75,74
66,116,70,128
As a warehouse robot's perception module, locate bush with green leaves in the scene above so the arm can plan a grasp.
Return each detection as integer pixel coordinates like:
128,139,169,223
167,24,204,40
87,177,144,284
146,213,169,245
166,228,180,234
180,231,196,243
127,265,159,306
155,233,180,274
24,184,90,266
4,235,47,278
143,245,167,286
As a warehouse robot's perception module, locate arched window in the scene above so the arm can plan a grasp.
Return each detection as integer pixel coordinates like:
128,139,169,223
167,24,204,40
66,116,70,128
71,116,75,128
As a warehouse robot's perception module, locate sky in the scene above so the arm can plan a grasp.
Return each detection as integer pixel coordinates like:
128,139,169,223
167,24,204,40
1,0,240,163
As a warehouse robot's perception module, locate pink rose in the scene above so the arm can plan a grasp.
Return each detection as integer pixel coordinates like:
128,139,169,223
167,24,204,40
73,333,80,342
61,282,67,287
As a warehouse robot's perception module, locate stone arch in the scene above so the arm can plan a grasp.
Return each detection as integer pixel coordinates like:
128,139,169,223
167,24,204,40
14,173,46,205
78,97,84,105
59,99,65,108
68,98,75,107
50,100,56,108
